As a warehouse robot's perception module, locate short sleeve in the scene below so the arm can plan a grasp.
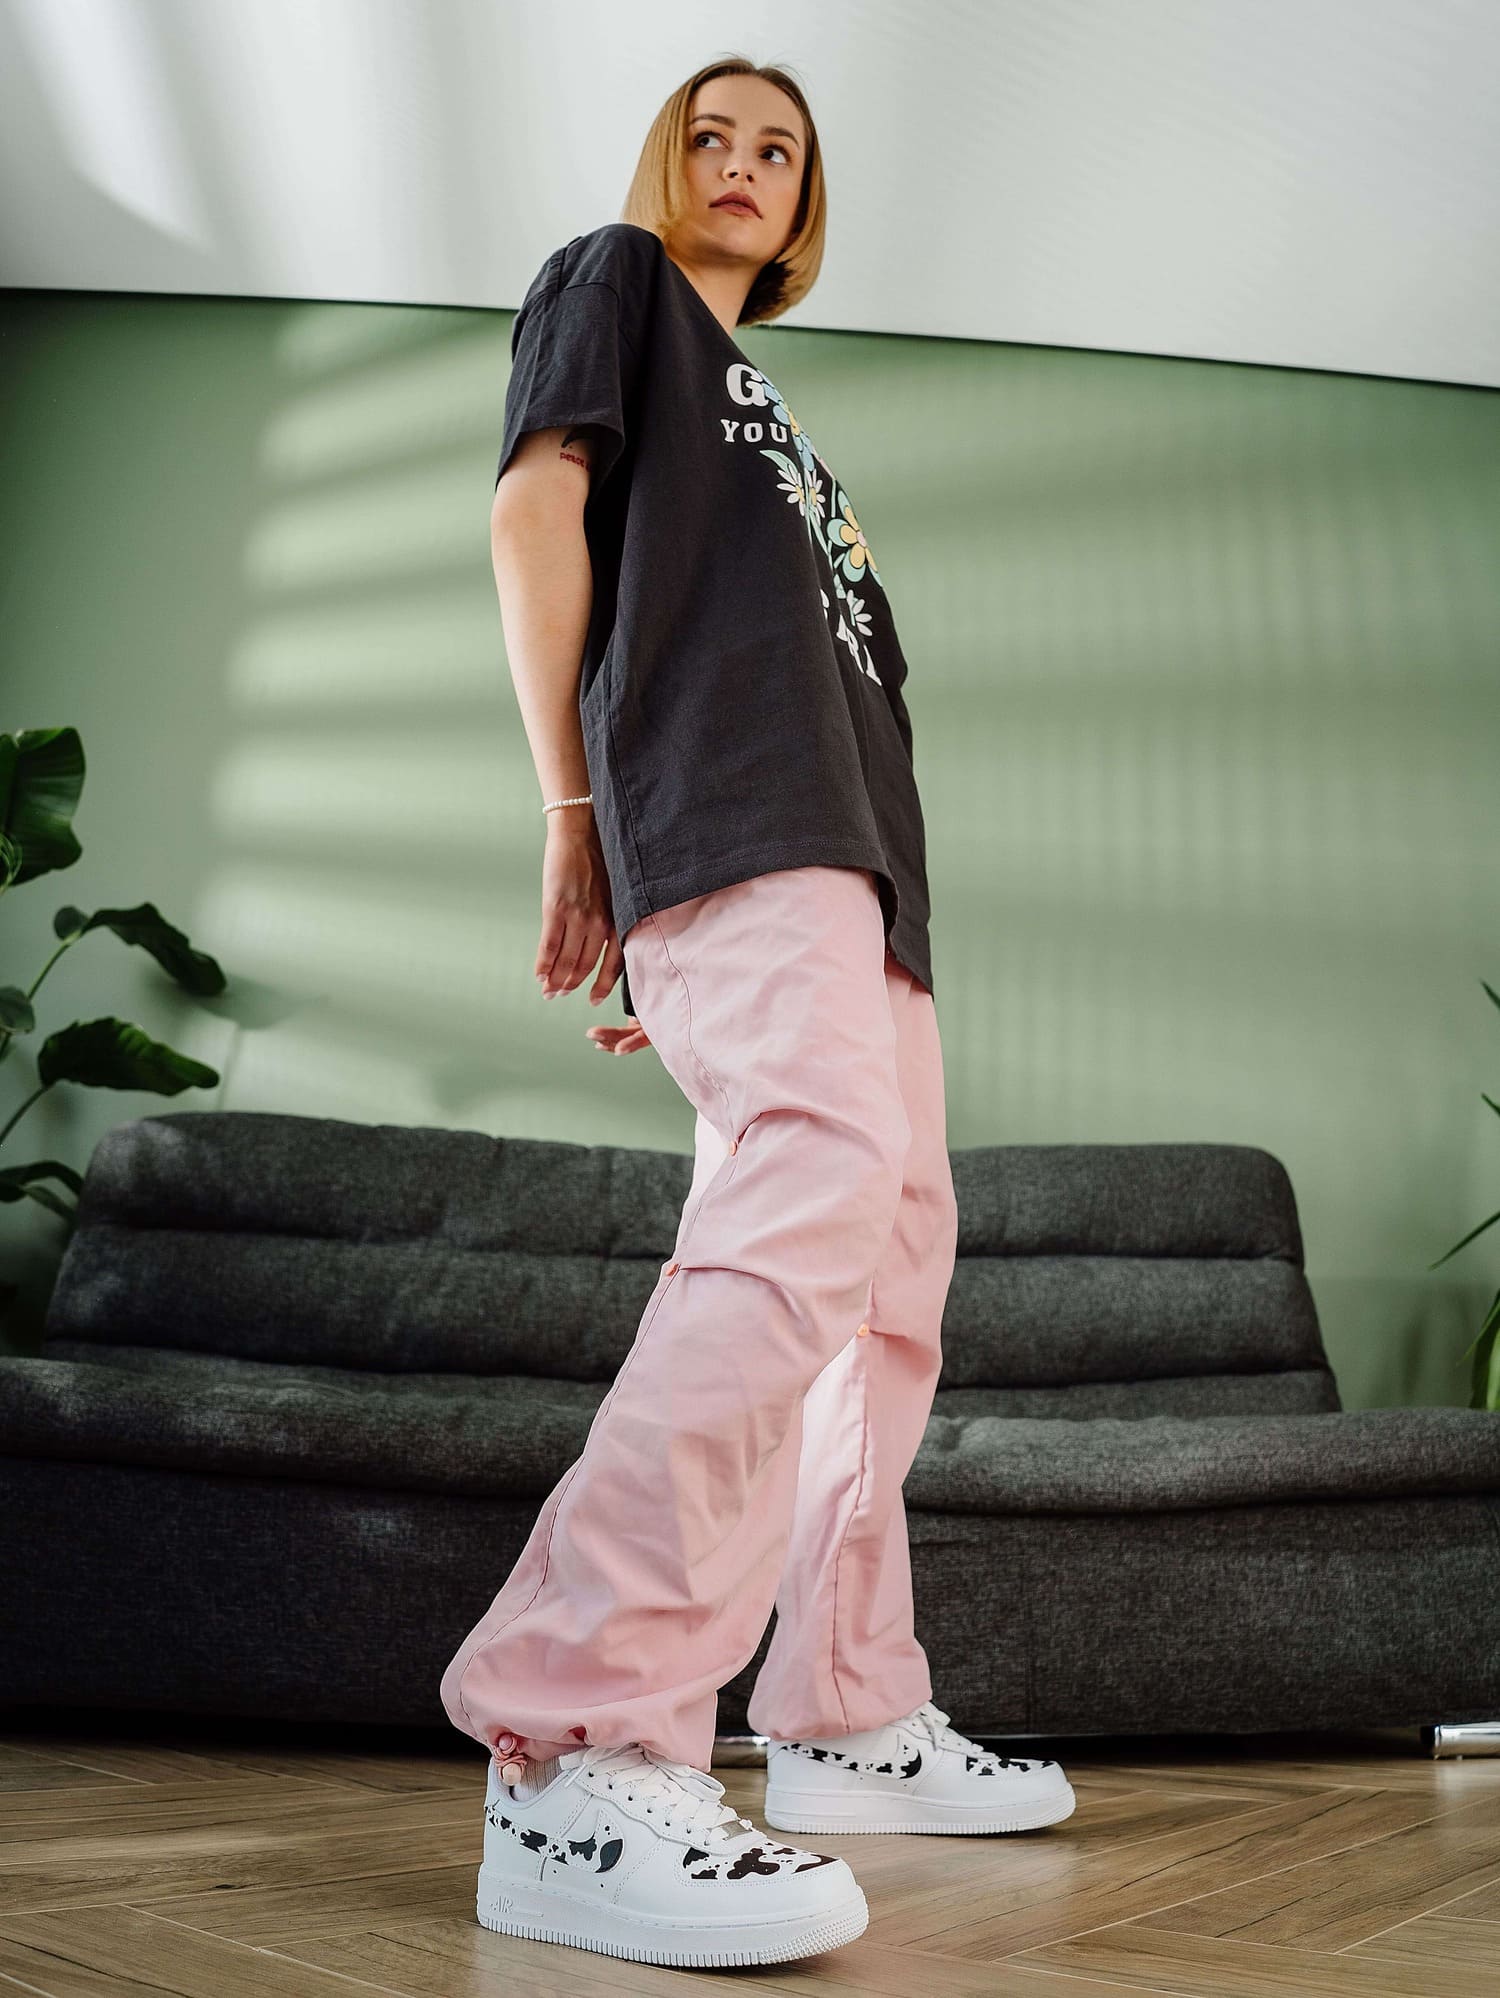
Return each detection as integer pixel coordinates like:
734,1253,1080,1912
495,278,639,492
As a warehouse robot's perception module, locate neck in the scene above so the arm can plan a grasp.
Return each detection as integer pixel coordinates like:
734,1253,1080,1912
664,250,755,340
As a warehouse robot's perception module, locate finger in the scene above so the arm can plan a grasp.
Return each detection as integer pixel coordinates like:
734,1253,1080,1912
535,911,567,989
589,934,626,1007
585,1016,634,1043
545,916,594,998
564,923,610,998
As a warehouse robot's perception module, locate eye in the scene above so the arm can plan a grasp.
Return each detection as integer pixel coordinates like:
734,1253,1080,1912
693,130,725,148
763,144,791,164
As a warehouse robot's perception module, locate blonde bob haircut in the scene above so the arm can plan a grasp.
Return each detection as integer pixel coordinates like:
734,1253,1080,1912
619,55,826,328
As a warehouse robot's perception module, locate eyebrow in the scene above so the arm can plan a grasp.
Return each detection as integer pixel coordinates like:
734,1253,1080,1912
690,110,802,149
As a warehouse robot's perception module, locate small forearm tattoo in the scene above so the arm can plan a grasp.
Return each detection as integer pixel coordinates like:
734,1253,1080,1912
560,426,593,475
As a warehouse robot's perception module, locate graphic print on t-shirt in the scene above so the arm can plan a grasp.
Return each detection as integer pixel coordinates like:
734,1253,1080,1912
718,361,885,688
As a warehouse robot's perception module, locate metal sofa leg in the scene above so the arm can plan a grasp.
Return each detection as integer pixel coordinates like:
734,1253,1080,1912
711,1733,768,1768
1423,1722,1500,1758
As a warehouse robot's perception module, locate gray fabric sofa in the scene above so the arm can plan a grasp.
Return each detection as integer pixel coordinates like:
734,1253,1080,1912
2,1109,1496,1747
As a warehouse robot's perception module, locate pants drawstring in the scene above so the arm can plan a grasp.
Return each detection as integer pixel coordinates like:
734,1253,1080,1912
494,1730,528,1783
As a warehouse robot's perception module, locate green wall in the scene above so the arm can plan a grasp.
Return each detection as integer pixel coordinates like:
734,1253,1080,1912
2,288,1497,1408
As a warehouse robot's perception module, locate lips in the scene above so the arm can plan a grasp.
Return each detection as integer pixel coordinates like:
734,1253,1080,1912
712,194,759,216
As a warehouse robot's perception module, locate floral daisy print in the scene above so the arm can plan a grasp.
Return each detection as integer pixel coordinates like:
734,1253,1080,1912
753,373,886,686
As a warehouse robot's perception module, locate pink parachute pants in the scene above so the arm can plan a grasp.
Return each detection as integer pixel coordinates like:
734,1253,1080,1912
439,863,959,1778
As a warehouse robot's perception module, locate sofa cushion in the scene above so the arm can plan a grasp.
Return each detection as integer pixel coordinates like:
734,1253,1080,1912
903,1407,1500,1512
0,1353,602,1500
2,1352,1495,1513
41,1114,688,1383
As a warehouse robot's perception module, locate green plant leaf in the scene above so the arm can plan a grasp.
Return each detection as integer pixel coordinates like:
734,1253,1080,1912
51,902,226,997
0,1159,83,1222
10,1180,75,1223
36,1018,219,1093
0,1159,84,1201
1463,1289,1500,1409
0,729,85,885
1426,1208,1500,1269
0,987,35,1032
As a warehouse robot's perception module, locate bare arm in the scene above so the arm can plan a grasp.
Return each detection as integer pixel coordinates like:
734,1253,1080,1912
493,426,650,1049
492,424,599,825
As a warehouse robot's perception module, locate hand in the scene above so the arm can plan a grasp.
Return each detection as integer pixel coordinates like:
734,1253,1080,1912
536,813,654,1057
586,1014,653,1057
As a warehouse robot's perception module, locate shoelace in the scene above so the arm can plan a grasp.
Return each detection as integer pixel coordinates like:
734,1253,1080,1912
907,1699,1015,1766
575,1742,758,1842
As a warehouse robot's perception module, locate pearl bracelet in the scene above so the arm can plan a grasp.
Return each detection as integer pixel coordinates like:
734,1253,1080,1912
542,793,593,815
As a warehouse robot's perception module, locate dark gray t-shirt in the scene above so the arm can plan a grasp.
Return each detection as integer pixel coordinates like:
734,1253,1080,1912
497,221,933,1016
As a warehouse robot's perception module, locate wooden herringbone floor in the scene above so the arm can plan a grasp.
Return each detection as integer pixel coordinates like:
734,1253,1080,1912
0,1715,1497,1994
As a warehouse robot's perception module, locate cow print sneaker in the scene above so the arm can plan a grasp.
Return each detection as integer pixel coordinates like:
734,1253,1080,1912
763,1699,1077,1835
476,1739,868,1965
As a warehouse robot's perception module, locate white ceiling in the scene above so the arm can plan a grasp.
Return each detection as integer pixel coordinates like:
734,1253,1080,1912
2,0,1496,389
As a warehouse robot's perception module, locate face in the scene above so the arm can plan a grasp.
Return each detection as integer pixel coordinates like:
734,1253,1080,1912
676,73,808,269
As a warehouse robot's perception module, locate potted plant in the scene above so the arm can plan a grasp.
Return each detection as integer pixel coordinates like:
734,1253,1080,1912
1426,979,1500,1411
0,726,225,1340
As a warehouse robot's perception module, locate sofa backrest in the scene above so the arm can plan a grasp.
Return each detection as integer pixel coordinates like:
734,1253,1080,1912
942,1142,1339,1417
43,1112,1338,1415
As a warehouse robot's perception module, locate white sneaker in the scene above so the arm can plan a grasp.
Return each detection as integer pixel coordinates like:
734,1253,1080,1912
476,1741,869,1966
763,1699,1077,1835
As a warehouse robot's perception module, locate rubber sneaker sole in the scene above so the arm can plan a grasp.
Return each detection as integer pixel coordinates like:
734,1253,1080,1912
477,1862,870,1965
763,1779,1078,1836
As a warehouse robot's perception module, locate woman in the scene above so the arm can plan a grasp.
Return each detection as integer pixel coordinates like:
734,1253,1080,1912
440,55,1076,1970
